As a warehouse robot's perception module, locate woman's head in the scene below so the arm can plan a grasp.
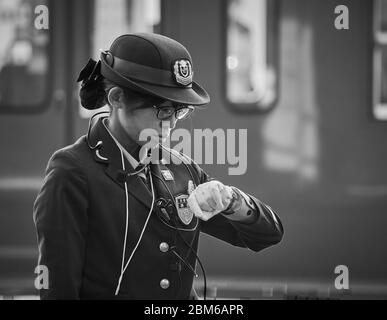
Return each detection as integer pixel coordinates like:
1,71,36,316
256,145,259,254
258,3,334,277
78,33,209,146
103,80,179,147
81,74,194,147
78,33,210,109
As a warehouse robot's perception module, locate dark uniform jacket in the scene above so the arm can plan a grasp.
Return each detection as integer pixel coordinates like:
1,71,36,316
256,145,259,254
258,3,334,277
33,117,284,300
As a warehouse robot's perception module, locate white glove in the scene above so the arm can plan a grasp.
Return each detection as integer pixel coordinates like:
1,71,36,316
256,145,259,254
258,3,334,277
187,180,234,221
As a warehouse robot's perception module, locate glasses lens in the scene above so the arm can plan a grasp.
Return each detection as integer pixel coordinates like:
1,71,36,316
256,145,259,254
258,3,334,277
176,107,194,120
155,105,194,120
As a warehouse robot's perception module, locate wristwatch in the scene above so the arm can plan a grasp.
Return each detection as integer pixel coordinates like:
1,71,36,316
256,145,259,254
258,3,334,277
222,187,243,215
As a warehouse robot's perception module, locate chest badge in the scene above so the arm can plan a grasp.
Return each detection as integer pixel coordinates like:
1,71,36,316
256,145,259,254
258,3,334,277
175,194,194,225
161,169,174,181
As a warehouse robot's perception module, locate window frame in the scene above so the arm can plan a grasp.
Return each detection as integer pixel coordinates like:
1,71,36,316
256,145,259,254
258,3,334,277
0,0,53,115
373,0,387,121
78,0,165,119
221,0,280,115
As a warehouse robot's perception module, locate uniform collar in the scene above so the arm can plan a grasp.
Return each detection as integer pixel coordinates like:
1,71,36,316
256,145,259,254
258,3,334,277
87,115,153,208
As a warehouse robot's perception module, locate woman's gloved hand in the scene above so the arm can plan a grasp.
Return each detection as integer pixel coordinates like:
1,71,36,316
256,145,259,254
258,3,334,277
187,180,234,221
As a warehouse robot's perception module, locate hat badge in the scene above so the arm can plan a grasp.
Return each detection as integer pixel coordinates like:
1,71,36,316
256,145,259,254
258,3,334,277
173,59,193,86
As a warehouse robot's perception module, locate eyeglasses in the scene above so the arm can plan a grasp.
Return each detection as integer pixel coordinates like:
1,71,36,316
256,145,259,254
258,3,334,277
153,105,195,120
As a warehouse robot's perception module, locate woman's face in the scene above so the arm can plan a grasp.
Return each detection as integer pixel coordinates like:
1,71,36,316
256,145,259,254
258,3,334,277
116,94,178,147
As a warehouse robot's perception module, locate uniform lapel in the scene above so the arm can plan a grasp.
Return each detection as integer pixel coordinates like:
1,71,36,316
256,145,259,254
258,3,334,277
88,116,153,209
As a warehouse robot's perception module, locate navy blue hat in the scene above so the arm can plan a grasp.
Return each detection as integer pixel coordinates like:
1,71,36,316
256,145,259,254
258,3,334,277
98,33,210,106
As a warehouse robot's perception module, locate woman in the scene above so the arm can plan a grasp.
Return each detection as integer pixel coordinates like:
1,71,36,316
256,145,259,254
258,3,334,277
33,33,283,300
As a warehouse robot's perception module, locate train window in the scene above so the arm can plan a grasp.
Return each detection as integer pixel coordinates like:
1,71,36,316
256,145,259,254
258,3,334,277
373,0,387,120
224,0,279,113
79,0,161,118
0,0,50,113
92,0,161,59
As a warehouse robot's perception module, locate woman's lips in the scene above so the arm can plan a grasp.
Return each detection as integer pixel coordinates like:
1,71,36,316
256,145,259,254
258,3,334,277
150,133,168,140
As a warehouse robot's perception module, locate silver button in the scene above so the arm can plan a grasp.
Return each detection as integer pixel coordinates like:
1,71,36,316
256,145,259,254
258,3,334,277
159,242,169,253
160,279,170,289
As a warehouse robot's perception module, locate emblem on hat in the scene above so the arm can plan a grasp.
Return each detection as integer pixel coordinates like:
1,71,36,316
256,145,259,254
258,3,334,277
173,59,193,86
175,194,194,225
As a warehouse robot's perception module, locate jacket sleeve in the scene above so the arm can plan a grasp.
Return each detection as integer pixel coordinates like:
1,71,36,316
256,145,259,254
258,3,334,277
191,162,284,253
33,150,89,299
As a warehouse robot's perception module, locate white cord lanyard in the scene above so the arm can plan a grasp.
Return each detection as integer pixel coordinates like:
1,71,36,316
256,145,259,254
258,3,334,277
115,148,155,296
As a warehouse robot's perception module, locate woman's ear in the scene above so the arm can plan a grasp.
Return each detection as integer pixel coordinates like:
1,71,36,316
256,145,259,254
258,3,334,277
107,87,125,108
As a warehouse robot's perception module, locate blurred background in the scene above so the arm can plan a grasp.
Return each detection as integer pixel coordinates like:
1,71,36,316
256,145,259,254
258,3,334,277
0,0,387,299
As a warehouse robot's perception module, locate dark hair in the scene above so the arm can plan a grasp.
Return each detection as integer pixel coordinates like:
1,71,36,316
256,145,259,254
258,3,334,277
78,76,109,109
79,76,164,110
77,58,168,110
